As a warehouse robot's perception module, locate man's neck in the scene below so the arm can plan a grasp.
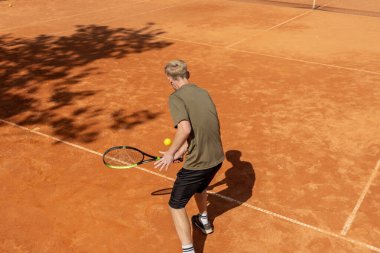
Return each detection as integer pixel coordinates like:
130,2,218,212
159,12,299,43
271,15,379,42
176,79,190,89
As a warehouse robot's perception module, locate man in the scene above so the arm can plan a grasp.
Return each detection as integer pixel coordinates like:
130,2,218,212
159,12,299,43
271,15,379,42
154,60,224,253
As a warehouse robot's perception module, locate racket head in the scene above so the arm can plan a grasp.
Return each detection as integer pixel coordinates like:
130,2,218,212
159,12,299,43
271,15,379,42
103,146,159,169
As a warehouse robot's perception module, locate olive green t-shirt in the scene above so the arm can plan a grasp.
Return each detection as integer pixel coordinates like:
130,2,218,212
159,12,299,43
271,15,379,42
169,83,224,170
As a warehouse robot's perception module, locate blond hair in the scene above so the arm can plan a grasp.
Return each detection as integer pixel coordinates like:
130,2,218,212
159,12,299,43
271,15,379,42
164,59,190,80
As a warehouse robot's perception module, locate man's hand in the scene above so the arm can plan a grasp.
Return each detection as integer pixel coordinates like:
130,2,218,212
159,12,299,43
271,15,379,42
155,120,190,171
173,150,185,163
154,151,174,171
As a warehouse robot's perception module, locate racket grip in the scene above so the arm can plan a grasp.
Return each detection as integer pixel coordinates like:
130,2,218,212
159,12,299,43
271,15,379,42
174,157,183,163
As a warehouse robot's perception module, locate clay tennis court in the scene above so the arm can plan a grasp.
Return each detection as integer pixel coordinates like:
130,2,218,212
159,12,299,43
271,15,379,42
1,0,379,252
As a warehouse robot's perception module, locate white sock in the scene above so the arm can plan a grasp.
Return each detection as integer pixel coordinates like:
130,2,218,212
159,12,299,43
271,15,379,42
182,244,195,253
199,212,209,225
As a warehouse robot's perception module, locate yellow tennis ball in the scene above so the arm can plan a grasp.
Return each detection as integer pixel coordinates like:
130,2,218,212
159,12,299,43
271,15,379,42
163,138,172,146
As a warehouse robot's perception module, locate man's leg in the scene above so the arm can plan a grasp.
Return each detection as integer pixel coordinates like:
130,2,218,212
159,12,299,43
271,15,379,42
169,207,195,253
169,207,192,244
194,163,222,216
194,190,207,213
193,190,213,234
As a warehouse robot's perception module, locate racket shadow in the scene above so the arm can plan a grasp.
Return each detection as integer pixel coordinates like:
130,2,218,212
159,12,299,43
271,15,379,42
150,188,173,196
193,150,256,253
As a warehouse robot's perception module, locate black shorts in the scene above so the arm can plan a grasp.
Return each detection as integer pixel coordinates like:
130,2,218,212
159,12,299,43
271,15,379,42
169,162,222,209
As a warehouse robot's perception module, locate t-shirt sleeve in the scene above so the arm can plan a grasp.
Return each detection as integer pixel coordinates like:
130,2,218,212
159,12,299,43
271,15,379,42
169,94,189,128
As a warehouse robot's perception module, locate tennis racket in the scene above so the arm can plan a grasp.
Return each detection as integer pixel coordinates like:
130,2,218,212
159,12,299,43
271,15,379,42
102,146,183,169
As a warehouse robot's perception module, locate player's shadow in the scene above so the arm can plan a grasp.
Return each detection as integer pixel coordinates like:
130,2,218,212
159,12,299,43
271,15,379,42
193,150,255,253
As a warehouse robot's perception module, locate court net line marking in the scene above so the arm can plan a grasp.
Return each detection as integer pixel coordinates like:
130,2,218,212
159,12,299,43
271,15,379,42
341,159,380,235
1,118,379,252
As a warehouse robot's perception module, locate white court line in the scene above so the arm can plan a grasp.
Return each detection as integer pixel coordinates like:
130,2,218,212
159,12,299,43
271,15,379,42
0,0,149,33
0,120,103,157
210,192,380,252
1,118,379,252
0,119,176,183
15,1,201,39
226,10,314,48
228,48,380,76
86,0,201,32
158,35,380,76
3,0,379,76
341,159,380,235
225,0,335,48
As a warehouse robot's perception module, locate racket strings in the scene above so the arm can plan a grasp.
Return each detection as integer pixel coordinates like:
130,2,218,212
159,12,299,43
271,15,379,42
104,148,144,166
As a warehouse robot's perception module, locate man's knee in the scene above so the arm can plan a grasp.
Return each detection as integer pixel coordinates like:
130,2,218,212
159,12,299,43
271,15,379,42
169,200,187,209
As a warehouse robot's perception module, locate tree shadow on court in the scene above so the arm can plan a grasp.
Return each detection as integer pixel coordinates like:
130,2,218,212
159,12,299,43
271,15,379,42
193,150,256,253
0,23,172,142
110,109,163,130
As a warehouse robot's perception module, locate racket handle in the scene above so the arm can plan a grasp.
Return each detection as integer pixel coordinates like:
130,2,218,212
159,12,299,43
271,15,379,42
174,157,183,163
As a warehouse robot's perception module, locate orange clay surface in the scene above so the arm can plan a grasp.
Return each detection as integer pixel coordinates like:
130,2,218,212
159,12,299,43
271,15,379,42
1,0,380,252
